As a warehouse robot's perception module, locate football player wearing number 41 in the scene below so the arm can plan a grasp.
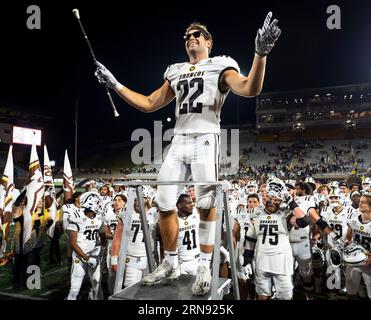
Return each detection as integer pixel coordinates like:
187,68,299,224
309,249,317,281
95,12,281,296
176,194,200,276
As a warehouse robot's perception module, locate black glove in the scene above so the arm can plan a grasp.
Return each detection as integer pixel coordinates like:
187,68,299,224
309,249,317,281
242,249,254,266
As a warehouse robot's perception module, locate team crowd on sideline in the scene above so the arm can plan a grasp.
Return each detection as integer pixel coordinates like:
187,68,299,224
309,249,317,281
1,176,370,300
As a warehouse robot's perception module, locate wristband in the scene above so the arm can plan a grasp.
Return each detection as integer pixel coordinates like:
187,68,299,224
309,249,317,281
289,201,299,211
315,217,330,231
114,82,124,91
111,255,118,265
296,215,310,228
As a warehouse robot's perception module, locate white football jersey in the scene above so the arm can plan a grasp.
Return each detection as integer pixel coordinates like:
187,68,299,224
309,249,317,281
342,195,352,207
246,208,292,255
62,203,82,231
289,196,315,243
125,211,154,257
148,207,160,226
235,211,253,252
178,211,200,261
347,211,371,251
67,213,104,254
99,195,112,214
321,206,352,246
104,205,119,236
164,56,240,134
227,196,240,218
249,206,263,220
235,205,247,218
220,195,239,232
245,207,293,275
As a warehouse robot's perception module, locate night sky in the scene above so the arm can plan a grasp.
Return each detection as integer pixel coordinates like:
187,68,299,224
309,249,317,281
1,0,371,163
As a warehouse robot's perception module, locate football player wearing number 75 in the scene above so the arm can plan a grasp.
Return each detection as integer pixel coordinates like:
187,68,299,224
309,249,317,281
95,12,282,296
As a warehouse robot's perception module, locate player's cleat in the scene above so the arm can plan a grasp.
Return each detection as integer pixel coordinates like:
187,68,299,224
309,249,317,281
191,265,212,296
141,260,180,285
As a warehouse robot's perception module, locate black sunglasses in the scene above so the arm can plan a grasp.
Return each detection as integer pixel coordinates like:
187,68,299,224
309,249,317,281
183,30,203,41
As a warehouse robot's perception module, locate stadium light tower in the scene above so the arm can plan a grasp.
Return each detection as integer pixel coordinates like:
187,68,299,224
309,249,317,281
293,122,305,140
293,122,305,132
344,119,356,129
344,119,356,138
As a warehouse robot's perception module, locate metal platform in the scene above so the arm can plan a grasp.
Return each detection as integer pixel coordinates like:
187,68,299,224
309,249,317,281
109,275,231,300
113,182,240,300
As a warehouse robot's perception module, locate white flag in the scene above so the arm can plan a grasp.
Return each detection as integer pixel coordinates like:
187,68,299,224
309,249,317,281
63,149,74,202
0,145,14,243
44,145,57,238
23,143,44,246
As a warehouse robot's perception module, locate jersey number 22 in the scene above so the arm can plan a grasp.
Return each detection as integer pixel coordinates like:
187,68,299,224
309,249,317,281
177,78,204,114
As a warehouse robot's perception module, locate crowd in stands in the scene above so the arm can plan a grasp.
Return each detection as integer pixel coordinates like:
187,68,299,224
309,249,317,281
236,139,371,180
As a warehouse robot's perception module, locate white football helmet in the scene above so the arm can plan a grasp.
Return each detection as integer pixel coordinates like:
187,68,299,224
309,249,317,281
142,186,153,199
343,243,369,267
328,188,342,208
313,193,328,207
232,181,240,191
305,176,315,184
362,177,371,191
266,178,287,200
80,192,101,212
285,179,296,190
246,180,258,194
223,180,233,192
328,181,339,189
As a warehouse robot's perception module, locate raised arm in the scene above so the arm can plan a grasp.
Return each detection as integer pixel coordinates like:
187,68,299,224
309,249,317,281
221,56,266,97
221,12,281,97
95,62,175,113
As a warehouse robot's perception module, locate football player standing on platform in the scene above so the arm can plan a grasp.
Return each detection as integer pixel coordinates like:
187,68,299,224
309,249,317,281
95,12,281,295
